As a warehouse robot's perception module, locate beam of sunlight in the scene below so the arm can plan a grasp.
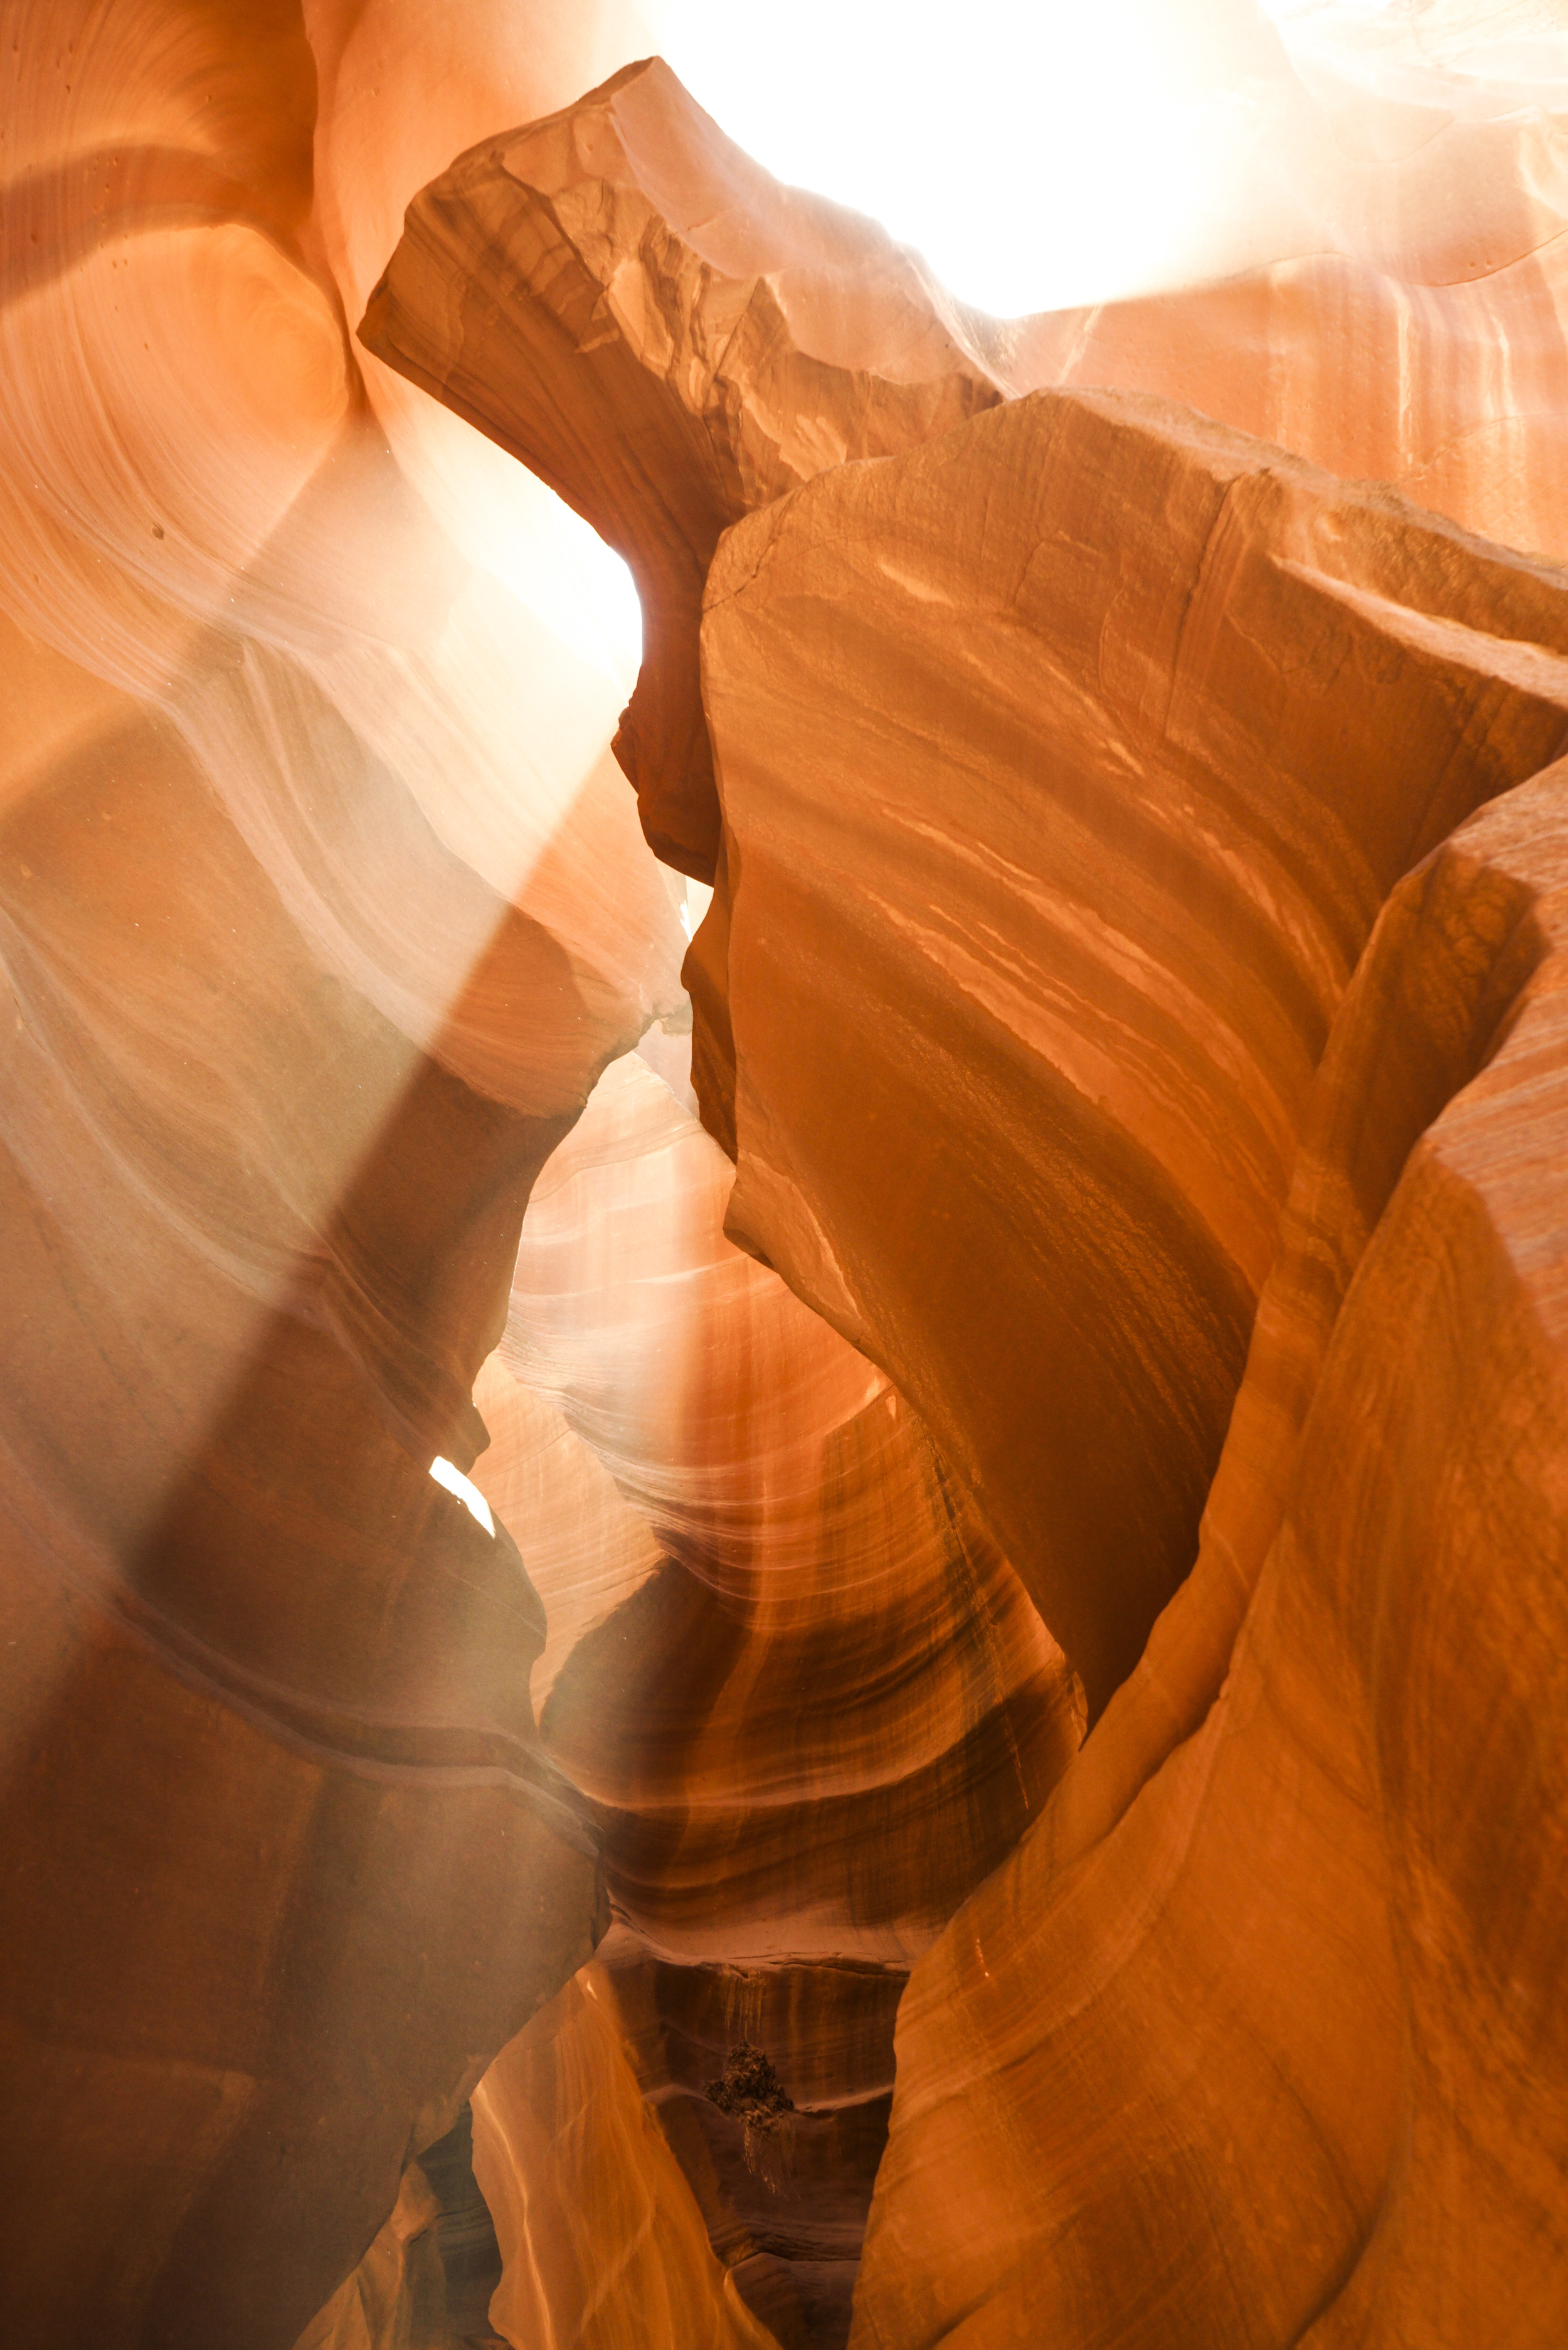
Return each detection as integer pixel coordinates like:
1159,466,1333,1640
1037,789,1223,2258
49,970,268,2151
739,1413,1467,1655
630,0,1323,314
628,1,1568,319
430,1454,497,1537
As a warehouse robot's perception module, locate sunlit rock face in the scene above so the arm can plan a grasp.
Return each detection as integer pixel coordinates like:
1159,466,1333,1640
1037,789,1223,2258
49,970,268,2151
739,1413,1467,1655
464,1053,1081,2347
1004,4,1568,561
8,8,1568,2350
360,56,1004,883
370,50,1568,1711
368,33,1568,2350
699,400,1568,1711
854,759,1568,2350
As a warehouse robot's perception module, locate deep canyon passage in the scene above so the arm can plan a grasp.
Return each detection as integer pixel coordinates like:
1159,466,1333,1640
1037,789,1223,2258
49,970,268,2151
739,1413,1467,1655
2,5,1567,2348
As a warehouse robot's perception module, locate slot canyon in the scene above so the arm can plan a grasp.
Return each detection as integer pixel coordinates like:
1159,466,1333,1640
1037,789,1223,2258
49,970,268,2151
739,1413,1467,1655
3,3,1567,2346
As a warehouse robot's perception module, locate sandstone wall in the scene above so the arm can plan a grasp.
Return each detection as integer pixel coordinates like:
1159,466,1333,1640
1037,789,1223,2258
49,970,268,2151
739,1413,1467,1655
8,12,1568,2349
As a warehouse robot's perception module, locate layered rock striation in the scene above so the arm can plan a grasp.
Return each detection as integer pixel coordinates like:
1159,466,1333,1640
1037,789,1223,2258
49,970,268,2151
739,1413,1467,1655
8,13,1568,2350
368,55,1568,1713
462,1051,1081,2347
0,6,683,2343
854,753,1568,2350
699,392,1568,1711
365,46,1568,2350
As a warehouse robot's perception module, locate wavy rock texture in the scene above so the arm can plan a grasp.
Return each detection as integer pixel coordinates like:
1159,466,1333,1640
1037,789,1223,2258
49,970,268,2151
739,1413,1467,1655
463,1051,1082,2346
701,391,1568,1711
296,2103,508,2350
502,1056,1081,1959
854,759,1568,2350
1010,242,1568,563
11,10,1568,2350
996,9,1568,561
368,53,1568,1704
470,1960,777,2350
0,4,682,2344
359,55,1004,880
366,38,1568,2350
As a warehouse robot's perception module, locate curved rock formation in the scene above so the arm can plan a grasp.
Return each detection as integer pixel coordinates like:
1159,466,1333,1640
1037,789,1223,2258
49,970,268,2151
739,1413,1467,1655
359,56,1003,879
0,5,682,2343
854,758,1568,2350
997,8,1568,561
472,1960,778,2350
363,41,1568,2350
697,388,1568,1710
10,12,1568,2350
1010,242,1568,563
365,53,1568,1715
502,1055,1080,1952
463,1051,1081,2344
299,2102,508,2350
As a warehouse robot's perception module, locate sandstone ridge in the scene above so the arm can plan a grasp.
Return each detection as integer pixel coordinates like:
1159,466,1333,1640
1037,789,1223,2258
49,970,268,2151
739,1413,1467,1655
362,50,1568,2350
6,13,1568,2350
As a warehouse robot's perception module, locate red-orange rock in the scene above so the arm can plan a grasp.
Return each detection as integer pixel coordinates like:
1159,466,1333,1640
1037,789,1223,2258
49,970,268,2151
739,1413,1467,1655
997,42,1568,565
700,387,1568,1709
472,1959,778,2350
359,56,1003,880
11,18,1568,2350
853,759,1568,2349
1009,245,1568,562
464,1051,1082,2344
369,55,1568,2348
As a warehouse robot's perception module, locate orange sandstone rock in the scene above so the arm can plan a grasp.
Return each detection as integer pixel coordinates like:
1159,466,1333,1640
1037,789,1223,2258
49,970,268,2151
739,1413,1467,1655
472,1962,778,2350
1009,244,1568,563
368,58,1568,1732
700,388,1568,1709
11,19,1568,2350
852,758,1568,2350
374,62,1568,2341
497,1056,1081,1959
359,56,1003,880
0,5,683,2343
465,1052,1082,2344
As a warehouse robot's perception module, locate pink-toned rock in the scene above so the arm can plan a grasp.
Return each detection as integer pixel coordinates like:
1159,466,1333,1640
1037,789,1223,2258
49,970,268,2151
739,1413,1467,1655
374,58,1568,2346
472,1962,778,2350
11,18,1568,2350
0,6,682,2343
1007,244,1568,563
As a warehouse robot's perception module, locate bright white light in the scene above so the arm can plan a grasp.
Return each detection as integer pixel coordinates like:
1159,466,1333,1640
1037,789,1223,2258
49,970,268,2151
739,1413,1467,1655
381,392,644,691
1262,0,1568,114
480,480,644,683
430,1454,496,1536
631,0,1326,314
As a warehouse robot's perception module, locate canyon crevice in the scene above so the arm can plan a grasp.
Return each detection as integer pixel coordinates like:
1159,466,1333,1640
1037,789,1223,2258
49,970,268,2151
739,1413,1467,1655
4,8,1567,2349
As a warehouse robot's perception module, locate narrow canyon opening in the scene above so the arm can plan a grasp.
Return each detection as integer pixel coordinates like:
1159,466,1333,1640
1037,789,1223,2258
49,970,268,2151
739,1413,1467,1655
4,9,1568,2350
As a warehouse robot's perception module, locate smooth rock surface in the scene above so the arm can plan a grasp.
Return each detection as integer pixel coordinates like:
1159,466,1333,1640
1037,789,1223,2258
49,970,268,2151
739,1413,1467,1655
374,46,1568,2350
1000,4,1568,561
701,388,1568,1709
852,759,1568,2350
10,13,1568,2350
0,5,677,2342
465,1051,1082,2343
